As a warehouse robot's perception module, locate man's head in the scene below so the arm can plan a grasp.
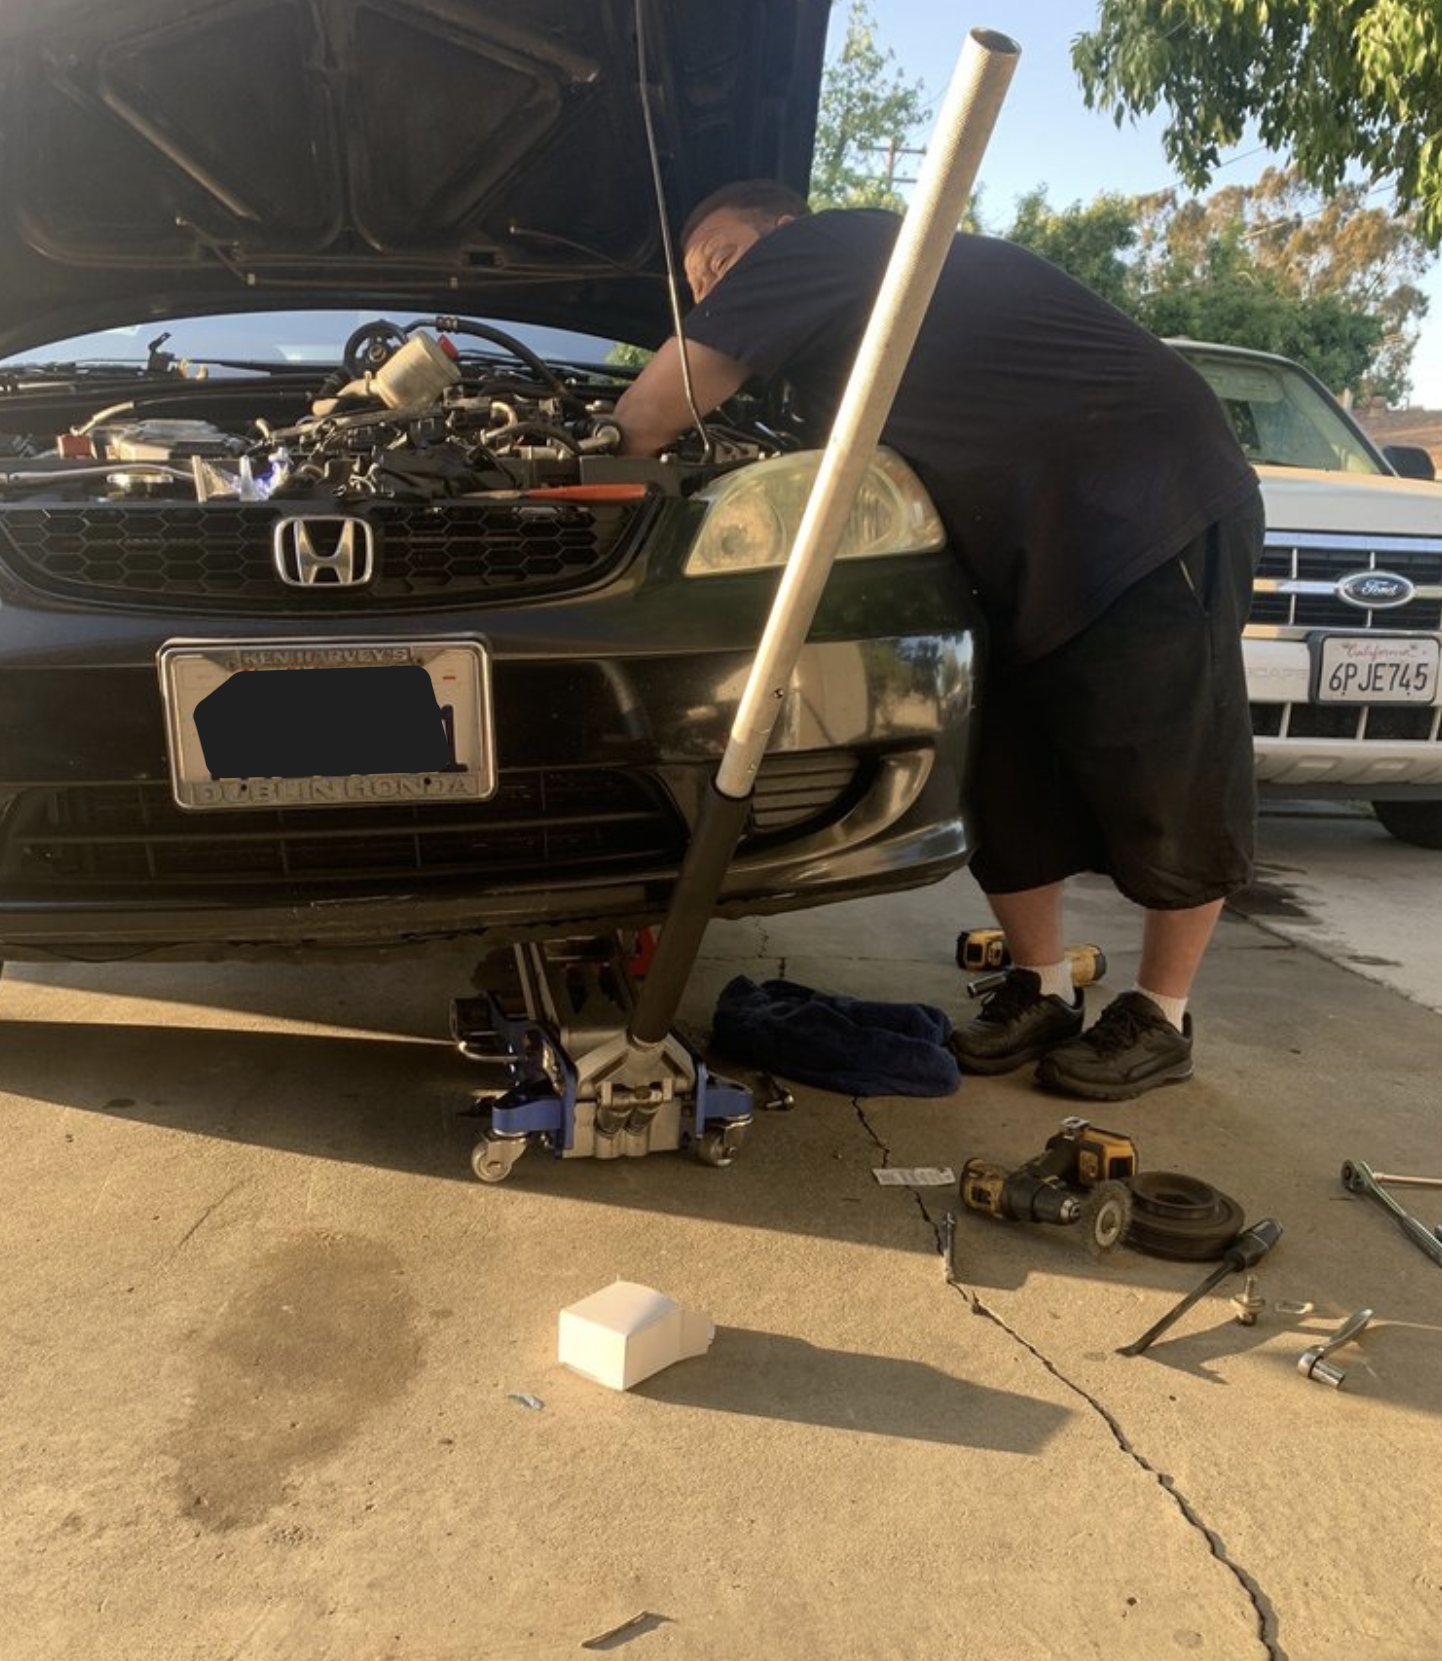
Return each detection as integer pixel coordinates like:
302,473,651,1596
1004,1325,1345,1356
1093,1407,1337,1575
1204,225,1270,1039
680,179,811,303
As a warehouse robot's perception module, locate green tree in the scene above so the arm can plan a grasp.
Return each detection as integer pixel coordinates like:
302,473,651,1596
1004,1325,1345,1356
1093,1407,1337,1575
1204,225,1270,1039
1072,1,1442,244
606,341,651,369
991,168,1425,400
1002,189,1141,312
1131,169,1429,399
809,0,930,211
1137,233,1386,396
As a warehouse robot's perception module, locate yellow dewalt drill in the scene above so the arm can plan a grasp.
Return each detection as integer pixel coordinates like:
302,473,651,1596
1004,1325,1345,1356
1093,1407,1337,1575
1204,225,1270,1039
959,1117,1139,1254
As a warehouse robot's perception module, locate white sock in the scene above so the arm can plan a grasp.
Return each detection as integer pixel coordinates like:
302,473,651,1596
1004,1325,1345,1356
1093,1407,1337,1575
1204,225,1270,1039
1135,985,1188,1030
1020,960,1077,1003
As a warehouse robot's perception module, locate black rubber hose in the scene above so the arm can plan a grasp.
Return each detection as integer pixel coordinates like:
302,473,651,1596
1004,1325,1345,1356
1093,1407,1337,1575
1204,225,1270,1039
420,317,582,408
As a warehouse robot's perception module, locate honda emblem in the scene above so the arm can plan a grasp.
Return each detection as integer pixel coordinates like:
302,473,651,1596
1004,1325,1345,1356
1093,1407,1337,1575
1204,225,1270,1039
272,515,376,587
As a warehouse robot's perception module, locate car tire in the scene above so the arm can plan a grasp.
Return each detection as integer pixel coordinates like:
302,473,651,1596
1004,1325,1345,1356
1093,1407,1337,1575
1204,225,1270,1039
1371,800,1442,849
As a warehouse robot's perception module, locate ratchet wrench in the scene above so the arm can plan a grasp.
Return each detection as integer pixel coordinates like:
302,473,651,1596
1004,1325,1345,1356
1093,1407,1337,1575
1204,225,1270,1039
1340,1159,1442,1267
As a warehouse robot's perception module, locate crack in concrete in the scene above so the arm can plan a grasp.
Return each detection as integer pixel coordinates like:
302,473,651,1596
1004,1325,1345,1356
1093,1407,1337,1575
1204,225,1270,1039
170,1180,247,1256
855,1101,1286,1661
957,1282,1287,1661
853,1098,886,1155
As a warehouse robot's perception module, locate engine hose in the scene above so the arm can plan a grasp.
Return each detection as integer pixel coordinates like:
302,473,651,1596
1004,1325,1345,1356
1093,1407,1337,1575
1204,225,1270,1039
421,317,583,409
459,378,603,405
480,421,582,456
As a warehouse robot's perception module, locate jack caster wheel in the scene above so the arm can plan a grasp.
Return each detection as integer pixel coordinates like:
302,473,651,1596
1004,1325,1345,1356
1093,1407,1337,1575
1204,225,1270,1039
695,1121,749,1168
471,1133,527,1184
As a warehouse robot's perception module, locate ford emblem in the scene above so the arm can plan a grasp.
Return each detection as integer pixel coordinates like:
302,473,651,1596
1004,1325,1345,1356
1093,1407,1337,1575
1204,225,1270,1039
1336,570,1416,610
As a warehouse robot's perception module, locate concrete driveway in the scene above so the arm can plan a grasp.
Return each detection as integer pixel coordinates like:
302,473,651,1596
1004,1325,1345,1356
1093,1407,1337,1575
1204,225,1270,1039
1,809,1438,1660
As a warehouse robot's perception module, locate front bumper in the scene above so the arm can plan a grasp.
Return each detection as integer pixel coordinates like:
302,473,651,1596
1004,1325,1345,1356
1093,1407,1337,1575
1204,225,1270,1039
1246,634,1442,799
1245,520,1442,801
0,553,982,960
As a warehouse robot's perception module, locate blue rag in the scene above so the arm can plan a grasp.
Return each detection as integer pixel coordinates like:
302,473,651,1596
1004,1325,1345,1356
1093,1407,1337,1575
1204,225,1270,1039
710,975,962,1098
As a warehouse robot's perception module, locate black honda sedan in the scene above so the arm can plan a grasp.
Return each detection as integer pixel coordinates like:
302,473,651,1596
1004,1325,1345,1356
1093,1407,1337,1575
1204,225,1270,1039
0,0,980,967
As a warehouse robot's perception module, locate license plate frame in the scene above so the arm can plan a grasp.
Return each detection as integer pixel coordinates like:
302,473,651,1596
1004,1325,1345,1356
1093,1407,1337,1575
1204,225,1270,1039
1310,633,1440,706
158,636,495,810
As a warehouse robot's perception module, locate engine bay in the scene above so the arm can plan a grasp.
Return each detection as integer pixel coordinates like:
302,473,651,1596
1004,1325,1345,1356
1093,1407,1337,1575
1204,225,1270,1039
0,316,790,505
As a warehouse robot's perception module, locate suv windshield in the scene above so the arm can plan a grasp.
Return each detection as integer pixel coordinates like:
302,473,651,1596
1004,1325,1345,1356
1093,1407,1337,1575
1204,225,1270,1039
1174,345,1386,476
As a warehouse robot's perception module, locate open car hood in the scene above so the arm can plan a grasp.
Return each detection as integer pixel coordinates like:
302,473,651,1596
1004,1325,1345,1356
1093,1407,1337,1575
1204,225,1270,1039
0,0,828,356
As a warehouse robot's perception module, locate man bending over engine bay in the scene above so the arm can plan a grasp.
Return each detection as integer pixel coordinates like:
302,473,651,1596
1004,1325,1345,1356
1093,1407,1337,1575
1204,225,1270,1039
613,179,1263,1103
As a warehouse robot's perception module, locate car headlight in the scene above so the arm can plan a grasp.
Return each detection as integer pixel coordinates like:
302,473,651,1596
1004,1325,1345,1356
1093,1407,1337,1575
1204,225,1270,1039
683,446,945,576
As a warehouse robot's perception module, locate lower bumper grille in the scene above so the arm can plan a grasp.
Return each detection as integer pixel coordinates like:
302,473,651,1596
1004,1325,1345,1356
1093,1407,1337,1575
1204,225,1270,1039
0,752,867,895
1250,702,1442,742
3,771,685,891
747,752,864,834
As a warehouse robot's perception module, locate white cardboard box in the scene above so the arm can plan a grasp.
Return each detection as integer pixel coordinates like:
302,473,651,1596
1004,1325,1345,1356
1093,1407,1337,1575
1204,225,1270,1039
557,1281,714,1391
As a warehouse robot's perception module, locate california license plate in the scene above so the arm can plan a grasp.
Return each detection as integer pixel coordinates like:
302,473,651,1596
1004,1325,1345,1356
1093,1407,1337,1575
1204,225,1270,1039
1312,634,1440,705
158,637,494,809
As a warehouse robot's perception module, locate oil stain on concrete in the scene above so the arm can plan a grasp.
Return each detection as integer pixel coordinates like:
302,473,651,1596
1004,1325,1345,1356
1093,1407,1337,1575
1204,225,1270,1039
1227,866,1312,921
167,1231,421,1531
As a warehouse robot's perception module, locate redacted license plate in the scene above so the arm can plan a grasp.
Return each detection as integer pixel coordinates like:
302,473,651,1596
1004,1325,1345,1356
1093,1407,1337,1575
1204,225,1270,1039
158,637,494,810
1312,634,1440,705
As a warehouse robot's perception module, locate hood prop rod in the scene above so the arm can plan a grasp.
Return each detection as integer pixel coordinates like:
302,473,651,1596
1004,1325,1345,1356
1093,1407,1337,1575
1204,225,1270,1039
628,26,1021,1056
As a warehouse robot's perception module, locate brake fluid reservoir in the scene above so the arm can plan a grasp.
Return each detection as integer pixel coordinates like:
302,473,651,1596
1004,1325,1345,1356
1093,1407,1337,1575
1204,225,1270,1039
372,333,460,409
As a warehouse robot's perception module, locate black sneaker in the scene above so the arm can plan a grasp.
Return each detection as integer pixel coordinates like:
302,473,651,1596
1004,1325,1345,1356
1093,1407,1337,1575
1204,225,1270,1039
949,968,1084,1075
1035,992,1194,1101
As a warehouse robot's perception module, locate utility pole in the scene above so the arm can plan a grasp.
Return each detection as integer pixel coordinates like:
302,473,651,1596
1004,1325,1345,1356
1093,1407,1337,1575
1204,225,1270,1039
872,139,926,191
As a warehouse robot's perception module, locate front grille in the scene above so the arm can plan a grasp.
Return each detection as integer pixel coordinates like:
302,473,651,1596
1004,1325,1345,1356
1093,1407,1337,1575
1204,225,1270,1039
1251,534,1442,629
3,771,684,891
1248,532,1442,747
0,497,647,610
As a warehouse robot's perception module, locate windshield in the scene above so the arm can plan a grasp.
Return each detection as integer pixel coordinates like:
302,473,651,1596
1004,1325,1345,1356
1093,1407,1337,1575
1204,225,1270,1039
0,309,631,374
1175,346,1386,476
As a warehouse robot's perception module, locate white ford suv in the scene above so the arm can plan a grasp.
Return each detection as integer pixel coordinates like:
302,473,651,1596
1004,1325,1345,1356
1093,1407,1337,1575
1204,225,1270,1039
1173,340,1442,848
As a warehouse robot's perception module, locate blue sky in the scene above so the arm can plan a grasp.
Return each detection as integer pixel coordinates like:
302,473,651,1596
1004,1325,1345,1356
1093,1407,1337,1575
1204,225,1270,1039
848,2,1442,406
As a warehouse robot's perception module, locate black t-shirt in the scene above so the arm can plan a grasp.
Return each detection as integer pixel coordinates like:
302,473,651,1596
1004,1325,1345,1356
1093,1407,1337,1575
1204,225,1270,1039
684,209,1260,662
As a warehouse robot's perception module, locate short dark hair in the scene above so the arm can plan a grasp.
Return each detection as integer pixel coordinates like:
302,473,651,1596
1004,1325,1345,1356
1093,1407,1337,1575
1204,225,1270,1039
680,179,812,249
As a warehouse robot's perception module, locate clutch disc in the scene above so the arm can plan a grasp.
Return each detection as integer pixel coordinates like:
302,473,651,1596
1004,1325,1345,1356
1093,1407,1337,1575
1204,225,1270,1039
1124,1171,1246,1261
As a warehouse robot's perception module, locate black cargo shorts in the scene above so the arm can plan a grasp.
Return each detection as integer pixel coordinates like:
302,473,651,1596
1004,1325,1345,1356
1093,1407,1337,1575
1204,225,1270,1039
967,491,1265,909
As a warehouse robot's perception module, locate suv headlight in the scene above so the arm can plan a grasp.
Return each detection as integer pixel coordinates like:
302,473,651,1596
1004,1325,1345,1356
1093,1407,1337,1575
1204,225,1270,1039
683,447,945,576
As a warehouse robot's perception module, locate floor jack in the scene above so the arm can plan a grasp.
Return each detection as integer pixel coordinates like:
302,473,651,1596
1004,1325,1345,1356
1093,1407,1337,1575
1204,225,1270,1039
451,933,752,1183
449,32,1020,1184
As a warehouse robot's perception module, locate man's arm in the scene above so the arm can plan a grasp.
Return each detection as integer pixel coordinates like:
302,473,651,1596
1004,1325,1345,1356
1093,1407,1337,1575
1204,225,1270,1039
612,336,752,456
